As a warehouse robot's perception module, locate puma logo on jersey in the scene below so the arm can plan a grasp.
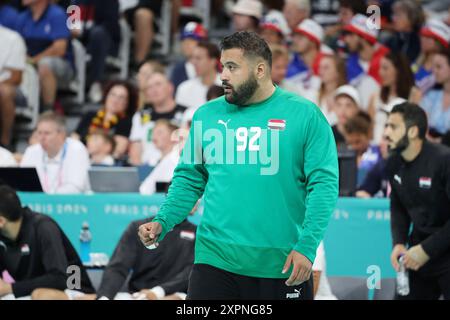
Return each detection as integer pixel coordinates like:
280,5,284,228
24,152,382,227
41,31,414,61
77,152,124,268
218,119,231,130
394,175,402,185
286,288,302,299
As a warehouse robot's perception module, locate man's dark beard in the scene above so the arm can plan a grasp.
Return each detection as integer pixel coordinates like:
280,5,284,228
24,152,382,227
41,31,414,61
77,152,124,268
388,133,410,156
223,75,258,106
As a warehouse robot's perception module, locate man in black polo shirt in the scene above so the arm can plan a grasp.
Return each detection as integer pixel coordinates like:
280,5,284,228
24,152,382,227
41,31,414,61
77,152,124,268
0,185,95,300
385,102,450,300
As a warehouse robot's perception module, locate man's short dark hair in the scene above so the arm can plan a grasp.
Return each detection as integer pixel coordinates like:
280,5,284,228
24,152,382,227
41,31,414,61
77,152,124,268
197,41,221,60
344,111,372,136
220,31,273,68
0,185,23,222
391,102,428,140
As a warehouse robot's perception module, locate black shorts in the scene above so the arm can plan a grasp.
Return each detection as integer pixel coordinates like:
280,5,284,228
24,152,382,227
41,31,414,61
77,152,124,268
395,268,450,300
187,263,314,300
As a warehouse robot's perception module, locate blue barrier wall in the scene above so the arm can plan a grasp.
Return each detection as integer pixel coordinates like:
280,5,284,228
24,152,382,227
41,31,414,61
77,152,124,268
18,193,395,278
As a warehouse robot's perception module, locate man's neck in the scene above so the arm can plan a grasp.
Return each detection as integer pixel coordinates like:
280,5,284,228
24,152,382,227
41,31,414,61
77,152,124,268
401,139,424,162
246,80,276,105
47,141,65,159
200,71,217,87
359,43,375,62
91,153,110,164
301,48,318,69
153,98,176,114
1,218,23,242
31,1,48,21
160,145,174,158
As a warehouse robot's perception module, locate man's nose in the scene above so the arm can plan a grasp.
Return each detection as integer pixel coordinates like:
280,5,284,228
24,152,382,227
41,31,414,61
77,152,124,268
220,69,229,82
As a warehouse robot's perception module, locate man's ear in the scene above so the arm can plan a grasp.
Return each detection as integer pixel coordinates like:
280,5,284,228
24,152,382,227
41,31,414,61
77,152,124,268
254,60,267,80
408,125,419,140
0,216,6,229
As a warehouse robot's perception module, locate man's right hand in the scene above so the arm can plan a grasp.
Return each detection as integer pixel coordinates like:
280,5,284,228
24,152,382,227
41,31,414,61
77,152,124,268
138,222,162,248
391,244,408,272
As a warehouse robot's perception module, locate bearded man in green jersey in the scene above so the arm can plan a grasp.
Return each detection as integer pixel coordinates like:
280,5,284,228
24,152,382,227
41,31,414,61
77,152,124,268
138,31,339,300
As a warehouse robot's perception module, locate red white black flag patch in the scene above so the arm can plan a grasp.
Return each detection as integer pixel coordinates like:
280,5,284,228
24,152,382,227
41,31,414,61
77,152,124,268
268,119,286,131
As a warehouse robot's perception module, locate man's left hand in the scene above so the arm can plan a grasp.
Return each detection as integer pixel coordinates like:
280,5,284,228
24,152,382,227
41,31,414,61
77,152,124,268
0,278,12,298
403,245,430,271
282,250,312,286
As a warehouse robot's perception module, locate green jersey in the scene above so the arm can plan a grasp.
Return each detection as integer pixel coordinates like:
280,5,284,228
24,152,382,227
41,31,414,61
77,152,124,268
153,86,339,279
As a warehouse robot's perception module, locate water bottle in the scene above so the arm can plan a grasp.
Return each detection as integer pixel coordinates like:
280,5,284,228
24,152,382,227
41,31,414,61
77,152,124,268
396,255,410,296
79,222,92,264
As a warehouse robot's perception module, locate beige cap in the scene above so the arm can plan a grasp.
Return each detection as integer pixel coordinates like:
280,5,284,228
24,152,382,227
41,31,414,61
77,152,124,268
232,0,263,20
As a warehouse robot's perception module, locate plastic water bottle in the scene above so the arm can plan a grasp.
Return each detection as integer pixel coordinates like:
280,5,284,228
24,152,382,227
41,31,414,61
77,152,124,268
396,255,410,296
79,222,92,264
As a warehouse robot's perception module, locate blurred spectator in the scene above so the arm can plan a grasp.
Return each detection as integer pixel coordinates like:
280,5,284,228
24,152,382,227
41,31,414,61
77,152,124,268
344,111,382,187
420,46,450,138
332,85,361,147
384,0,424,63
286,19,324,94
170,22,208,91
175,42,221,111
259,9,290,46
305,54,347,125
413,19,450,94
136,59,165,110
73,80,138,159
87,131,116,166
343,13,387,109
20,112,90,194
232,0,263,32
325,0,367,51
283,0,311,32
75,213,196,300
129,72,186,166
0,0,19,30
0,185,95,300
15,0,73,111
313,242,337,300
356,136,389,198
140,119,179,195
123,0,181,67
269,44,300,95
0,25,26,148
206,85,225,101
368,52,420,143
0,145,16,166
70,0,121,103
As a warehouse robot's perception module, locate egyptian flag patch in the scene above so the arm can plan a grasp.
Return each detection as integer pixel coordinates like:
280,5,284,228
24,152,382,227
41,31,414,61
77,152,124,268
419,177,432,189
180,231,195,241
268,119,286,131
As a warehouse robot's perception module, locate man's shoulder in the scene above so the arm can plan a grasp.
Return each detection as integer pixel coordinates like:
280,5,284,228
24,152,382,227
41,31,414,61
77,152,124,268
24,209,59,231
193,96,227,119
278,88,323,117
177,78,198,92
67,137,88,153
47,4,67,19
0,26,22,43
23,143,43,157
426,142,450,160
